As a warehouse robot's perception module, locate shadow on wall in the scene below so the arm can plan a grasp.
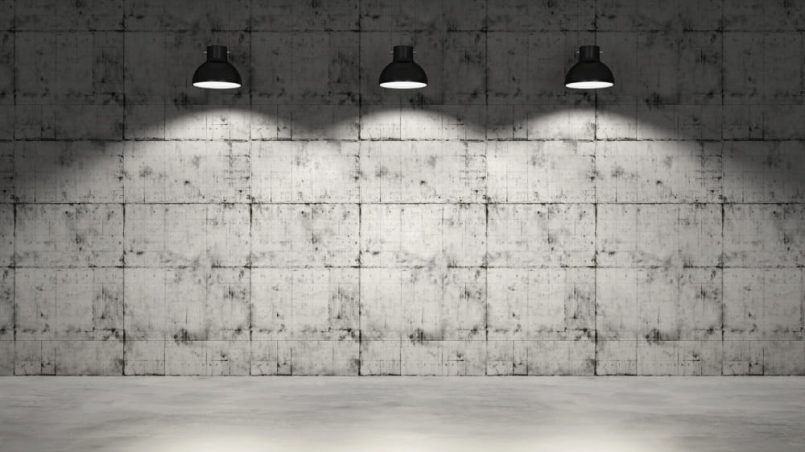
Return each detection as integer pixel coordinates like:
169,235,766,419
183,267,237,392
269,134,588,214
19,101,805,202
5,22,805,377
11,98,805,377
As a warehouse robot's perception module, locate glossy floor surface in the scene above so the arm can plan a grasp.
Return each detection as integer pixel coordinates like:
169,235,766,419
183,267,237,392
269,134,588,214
0,377,803,452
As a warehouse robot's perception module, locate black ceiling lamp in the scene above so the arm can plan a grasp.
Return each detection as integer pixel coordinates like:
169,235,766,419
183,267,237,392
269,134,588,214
192,45,242,90
379,45,427,89
565,45,614,90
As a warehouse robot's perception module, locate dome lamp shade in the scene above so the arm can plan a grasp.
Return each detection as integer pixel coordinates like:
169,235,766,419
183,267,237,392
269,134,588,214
565,45,614,90
379,45,428,89
192,45,242,90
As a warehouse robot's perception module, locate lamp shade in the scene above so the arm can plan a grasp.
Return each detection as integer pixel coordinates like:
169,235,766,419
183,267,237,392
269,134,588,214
379,45,428,89
192,45,242,89
565,45,614,90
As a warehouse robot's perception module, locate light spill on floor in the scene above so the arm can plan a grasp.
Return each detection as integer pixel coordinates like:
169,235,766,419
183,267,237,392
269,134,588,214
1,377,803,452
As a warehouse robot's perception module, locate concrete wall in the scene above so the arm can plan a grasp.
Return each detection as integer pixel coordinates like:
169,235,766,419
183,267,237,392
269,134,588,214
0,0,804,375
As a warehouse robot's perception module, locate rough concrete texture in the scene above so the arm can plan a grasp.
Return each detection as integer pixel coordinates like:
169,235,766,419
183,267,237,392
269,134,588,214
0,0,804,375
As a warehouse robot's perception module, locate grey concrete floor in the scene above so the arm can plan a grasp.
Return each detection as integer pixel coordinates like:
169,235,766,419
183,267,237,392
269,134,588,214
0,378,803,452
